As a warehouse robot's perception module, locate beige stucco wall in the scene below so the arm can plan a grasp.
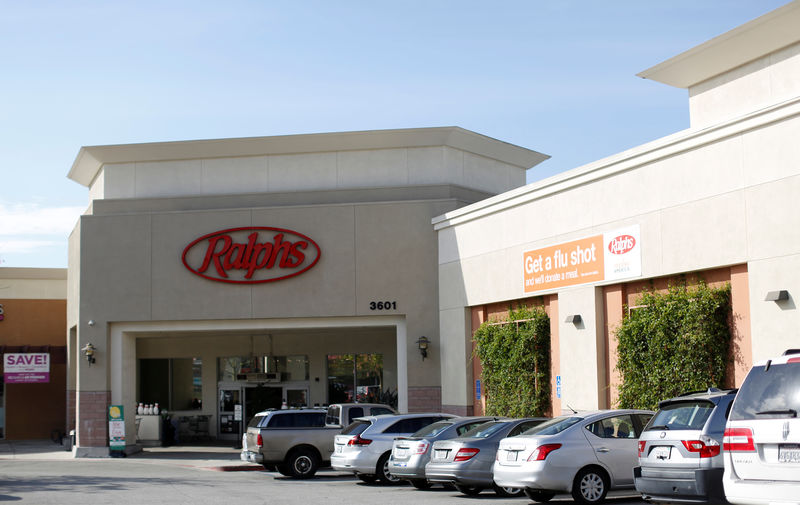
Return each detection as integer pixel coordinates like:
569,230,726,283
690,41,800,128
0,268,67,299
436,43,800,414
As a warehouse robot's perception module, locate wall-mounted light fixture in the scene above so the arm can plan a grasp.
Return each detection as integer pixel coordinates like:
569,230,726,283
87,319,96,327
81,343,96,365
764,290,789,302
416,336,430,360
564,314,582,325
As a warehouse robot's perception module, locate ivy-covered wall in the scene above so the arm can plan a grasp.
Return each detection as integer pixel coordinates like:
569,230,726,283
473,306,551,417
615,282,732,410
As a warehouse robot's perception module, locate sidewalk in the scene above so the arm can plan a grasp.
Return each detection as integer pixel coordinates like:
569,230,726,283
0,439,264,471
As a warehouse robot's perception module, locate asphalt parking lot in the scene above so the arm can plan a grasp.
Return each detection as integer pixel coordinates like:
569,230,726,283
0,441,649,505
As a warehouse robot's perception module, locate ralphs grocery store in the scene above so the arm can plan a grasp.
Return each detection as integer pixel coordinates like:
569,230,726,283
3,2,799,455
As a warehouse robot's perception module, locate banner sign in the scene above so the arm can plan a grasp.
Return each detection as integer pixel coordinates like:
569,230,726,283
3,353,50,383
108,405,126,450
523,225,641,294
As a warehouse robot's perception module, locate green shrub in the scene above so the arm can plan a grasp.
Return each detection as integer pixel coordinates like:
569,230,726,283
473,306,551,417
615,283,732,410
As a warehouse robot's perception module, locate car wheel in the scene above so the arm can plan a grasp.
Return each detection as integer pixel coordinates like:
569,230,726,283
357,474,377,484
275,463,292,476
572,467,609,504
410,479,432,490
286,448,319,479
493,484,524,497
524,489,556,502
376,453,402,485
454,484,482,496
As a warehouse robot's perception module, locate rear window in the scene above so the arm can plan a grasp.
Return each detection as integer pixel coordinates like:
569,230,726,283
730,362,800,421
266,412,326,428
342,420,371,436
412,421,453,437
384,416,445,434
522,416,582,436
645,401,715,431
462,421,508,438
248,414,268,428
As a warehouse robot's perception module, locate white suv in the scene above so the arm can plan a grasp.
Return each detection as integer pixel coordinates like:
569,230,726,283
722,349,800,505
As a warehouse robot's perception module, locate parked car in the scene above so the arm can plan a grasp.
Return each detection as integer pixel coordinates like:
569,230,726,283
240,408,334,478
722,349,800,505
387,416,495,489
425,417,548,496
634,388,737,504
493,409,654,504
331,413,456,484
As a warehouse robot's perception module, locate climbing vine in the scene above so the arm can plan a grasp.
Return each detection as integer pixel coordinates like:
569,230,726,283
473,306,551,417
615,282,732,410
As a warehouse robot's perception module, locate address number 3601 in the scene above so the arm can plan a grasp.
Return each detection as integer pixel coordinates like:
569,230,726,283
369,301,397,310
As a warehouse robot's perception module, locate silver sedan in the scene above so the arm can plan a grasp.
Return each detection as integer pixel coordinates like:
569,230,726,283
493,409,653,504
425,417,548,496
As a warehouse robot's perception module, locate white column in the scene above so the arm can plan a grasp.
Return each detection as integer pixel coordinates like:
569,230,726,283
396,319,408,413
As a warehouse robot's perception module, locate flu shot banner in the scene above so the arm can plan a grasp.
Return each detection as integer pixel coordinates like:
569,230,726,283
523,225,641,294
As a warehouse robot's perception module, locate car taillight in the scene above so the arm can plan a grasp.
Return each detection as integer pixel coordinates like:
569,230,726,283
256,433,263,448
347,435,373,446
414,441,430,455
723,428,755,452
681,436,720,458
638,440,646,458
454,448,479,462
788,357,800,364
528,444,561,461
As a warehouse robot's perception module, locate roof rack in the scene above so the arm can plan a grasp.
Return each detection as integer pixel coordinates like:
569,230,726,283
678,387,737,397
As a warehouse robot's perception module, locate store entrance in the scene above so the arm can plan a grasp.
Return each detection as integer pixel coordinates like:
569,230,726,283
217,383,309,440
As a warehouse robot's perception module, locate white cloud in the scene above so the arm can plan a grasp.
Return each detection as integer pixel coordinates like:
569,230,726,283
0,203,84,236
0,239,60,254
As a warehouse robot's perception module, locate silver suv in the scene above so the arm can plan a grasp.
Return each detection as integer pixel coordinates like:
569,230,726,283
723,349,800,505
634,388,737,504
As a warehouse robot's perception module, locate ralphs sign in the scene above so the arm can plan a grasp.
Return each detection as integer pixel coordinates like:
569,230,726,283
182,227,321,284
608,234,636,255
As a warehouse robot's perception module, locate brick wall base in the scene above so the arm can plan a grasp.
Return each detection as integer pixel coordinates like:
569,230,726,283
77,391,110,449
441,404,472,416
407,386,442,412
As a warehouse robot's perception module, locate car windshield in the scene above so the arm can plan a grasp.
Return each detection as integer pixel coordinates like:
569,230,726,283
247,415,266,428
341,420,371,436
730,361,800,420
461,421,508,438
521,416,582,436
646,401,715,431
412,421,453,437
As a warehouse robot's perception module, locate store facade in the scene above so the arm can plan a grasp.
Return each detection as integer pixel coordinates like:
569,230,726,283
434,2,800,416
0,268,67,440
66,127,547,456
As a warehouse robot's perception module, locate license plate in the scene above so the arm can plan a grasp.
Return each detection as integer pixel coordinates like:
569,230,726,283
506,451,518,462
435,450,448,459
778,444,800,463
651,446,672,460
336,445,343,453
395,448,408,457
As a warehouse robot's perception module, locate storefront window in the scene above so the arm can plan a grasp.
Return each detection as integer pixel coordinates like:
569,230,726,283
327,354,383,404
139,357,202,411
218,355,308,381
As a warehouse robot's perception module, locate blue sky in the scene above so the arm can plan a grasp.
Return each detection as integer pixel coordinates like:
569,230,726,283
0,0,790,268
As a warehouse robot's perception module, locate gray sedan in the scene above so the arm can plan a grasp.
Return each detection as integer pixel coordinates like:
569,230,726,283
493,409,653,504
425,417,548,496
387,416,495,488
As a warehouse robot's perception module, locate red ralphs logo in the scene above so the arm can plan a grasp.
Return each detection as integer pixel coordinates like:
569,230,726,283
182,227,321,284
608,235,635,255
